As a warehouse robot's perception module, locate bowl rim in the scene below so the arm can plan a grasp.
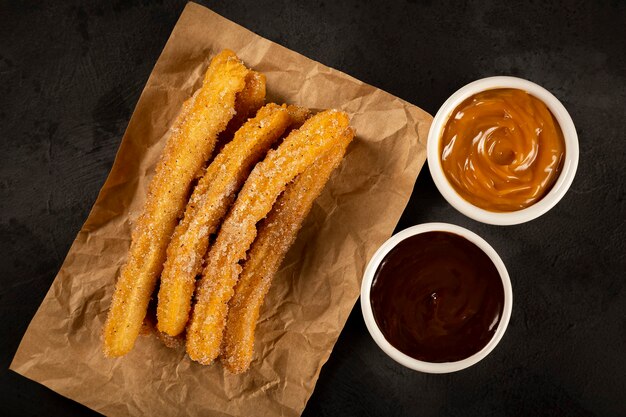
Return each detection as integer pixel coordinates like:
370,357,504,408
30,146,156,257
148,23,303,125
426,76,579,225
360,222,513,373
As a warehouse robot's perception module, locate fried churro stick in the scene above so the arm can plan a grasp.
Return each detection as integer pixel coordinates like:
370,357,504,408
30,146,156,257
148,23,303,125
186,110,352,364
156,103,292,336
103,50,250,357
217,71,266,148
286,104,311,128
222,128,354,373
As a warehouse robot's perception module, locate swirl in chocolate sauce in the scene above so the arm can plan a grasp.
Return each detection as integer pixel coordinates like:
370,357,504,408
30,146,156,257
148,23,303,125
370,231,504,363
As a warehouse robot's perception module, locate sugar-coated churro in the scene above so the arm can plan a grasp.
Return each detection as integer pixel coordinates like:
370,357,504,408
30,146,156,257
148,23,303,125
186,110,352,364
286,104,311,128
103,50,250,357
222,128,354,374
156,103,292,336
217,71,266,148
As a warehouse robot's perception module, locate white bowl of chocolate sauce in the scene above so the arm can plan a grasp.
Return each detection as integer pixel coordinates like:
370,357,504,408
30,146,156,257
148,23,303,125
361,223,512,373
427,76,579,225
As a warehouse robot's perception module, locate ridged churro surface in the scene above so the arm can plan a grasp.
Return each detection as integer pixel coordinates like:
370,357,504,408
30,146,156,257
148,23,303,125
222,128,354,373
186,110,352,364
156,103,291,336
103,50,249,357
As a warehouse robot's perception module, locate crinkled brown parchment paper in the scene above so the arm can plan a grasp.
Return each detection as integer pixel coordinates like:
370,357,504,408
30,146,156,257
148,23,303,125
10,3,431,416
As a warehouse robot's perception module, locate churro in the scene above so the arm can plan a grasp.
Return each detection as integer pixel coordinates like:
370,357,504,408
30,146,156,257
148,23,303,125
217,71,266,149
222,128,354,374
156,103,292,336
186,110,352,364
286,104,311,128
103,50,250,357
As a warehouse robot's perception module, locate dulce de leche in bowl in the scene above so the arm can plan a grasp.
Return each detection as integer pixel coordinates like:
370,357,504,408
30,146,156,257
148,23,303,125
440,88,565,212
428,76,579,225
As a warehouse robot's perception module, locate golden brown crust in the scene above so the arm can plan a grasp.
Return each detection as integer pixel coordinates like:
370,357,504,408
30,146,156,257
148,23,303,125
156,103,292,336
221,128,354,373
286,104,311,128
215,71,266,152
103,50,250,357
185,110,352,364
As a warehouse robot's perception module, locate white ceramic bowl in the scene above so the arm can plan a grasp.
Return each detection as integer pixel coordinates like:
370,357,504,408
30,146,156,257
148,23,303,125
427,76,579,225
360,223,513,373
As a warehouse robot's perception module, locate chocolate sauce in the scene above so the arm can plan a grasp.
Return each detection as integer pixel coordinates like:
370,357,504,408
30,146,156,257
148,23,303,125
370,231,504,362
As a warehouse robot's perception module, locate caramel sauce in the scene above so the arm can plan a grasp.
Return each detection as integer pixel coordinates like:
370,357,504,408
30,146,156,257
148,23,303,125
440,88,565,212
370,232,504,363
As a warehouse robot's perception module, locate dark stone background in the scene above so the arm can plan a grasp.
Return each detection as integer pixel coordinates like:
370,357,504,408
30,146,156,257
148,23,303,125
1,1,624,416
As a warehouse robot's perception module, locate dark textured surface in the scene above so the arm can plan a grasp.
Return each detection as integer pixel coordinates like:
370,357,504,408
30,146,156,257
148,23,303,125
1,1,625,416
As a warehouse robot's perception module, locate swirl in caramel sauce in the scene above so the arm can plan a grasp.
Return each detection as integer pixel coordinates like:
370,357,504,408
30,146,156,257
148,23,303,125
370,232,504,363
440,88,565,212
